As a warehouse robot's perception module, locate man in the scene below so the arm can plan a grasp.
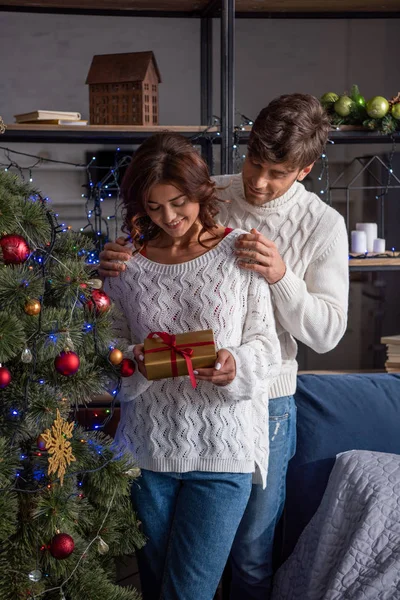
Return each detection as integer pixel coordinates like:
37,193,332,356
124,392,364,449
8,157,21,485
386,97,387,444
98,93,349,599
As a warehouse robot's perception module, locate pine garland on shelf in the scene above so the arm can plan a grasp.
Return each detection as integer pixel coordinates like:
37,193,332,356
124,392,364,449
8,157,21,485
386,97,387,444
321,85,400,134
0,170,144,600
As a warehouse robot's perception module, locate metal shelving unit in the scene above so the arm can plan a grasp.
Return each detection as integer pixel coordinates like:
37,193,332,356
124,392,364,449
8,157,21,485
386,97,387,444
2,1,400,173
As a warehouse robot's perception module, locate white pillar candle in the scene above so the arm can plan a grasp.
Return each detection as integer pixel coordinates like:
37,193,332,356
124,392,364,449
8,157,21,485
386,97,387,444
373,238,385,253
356,223,378,252
351,230,367,254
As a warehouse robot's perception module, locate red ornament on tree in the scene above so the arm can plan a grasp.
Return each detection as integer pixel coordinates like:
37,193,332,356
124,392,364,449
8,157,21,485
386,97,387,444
54,351,80,376
0,234,30,265
120,358,136,377
49,533,75,560
86,290,111,314
0,366,12,389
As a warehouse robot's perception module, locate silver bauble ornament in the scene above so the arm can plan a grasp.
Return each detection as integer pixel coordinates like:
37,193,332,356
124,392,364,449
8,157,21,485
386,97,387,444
28,569,42,582
98,537,109,555
21,348,33,363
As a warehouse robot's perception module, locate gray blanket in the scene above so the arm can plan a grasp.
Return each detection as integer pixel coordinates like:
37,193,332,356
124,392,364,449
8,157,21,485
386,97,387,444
272,450,400,600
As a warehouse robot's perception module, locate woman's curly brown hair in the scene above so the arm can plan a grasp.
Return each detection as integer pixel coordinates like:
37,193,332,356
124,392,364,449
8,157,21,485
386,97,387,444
121,132,220,251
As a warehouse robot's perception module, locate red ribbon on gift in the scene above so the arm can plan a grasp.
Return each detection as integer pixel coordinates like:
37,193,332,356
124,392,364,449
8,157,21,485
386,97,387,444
145,332,214,389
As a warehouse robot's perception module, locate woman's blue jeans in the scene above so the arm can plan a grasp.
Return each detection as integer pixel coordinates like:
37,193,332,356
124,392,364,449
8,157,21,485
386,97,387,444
229,395,297,600
131,469,252,600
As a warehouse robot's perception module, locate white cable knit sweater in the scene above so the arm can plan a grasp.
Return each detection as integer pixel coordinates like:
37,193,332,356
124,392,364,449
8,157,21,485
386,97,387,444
104,230,281,486
213,175,349,399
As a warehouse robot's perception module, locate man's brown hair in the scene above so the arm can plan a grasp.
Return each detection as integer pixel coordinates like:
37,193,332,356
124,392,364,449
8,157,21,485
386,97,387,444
248,93,330,170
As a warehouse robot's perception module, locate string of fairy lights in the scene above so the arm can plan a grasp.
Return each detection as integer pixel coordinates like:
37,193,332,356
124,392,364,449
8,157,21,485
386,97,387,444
2,122,398,256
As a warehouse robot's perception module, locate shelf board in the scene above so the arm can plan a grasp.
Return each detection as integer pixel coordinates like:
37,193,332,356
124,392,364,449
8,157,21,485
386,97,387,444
236,127,400,144
349,258,400,272
0,0,210,16
1,0,399,17
1,123,218,144
235,0,400,14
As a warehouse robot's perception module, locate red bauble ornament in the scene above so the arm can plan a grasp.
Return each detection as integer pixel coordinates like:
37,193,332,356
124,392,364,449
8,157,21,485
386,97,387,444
54,351,80,376
49,533,75,560
0,366,12,389
120,358,136,377
86,290,111,314
0,234,30,265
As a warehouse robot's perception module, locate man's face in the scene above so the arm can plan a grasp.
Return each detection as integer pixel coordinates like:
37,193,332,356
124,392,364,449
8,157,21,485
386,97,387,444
241,156,313,206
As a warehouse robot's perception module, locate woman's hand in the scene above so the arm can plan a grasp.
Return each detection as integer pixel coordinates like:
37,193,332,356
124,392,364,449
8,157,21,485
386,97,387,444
133,344,148,379
193,349,236,386
99,237,133,278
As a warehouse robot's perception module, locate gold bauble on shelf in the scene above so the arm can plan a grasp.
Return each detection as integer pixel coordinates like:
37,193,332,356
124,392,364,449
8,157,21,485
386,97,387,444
109,348,123,366
24,299,41,316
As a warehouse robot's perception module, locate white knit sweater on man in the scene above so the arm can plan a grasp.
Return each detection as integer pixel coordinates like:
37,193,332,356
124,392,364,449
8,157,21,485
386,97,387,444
213,175,349,399
104,229,281,487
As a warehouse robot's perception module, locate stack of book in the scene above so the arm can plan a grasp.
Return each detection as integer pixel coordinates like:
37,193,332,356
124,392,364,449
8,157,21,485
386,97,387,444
14,110,87,126
381,334,400,372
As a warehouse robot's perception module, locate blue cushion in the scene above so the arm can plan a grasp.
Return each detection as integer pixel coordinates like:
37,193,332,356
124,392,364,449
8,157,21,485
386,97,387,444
281,373,400,562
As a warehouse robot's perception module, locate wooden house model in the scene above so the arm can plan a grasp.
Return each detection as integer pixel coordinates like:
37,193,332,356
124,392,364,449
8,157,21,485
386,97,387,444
86,51,161,126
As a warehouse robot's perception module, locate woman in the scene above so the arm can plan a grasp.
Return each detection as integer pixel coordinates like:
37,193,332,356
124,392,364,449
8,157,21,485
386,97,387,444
103,132,281,600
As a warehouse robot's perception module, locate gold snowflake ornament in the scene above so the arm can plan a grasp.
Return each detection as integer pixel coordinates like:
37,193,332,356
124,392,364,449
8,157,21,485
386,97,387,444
41,409,76,486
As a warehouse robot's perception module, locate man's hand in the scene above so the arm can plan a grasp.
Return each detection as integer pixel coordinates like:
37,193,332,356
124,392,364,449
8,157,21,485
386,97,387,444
133,344,148,379
194,349,236,386
98,237,133,278
235,228,286,284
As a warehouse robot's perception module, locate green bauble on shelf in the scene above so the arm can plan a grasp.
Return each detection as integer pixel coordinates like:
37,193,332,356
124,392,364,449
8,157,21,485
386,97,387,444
334,95,354,117
366,96,390,119
391,103,400,120
320,92,339,108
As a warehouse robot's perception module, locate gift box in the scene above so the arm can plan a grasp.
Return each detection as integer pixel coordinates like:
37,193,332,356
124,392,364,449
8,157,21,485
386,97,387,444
144,330,216,388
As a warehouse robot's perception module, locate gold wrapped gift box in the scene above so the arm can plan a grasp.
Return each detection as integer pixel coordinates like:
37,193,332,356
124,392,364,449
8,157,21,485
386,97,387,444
144,330,216,383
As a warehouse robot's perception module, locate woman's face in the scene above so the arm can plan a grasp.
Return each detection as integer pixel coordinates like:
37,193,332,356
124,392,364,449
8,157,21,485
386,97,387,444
146,183,200,239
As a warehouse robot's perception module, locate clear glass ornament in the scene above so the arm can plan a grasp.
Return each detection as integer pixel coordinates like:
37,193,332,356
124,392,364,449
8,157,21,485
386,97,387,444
98,537,109,555
88,278,102,290
21,348,33,363
28,569,42,582
63,333,75,352
125,467,141,478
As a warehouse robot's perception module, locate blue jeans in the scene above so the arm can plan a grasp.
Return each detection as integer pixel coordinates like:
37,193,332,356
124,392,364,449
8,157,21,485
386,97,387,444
229,395,297,600
131,469,252,600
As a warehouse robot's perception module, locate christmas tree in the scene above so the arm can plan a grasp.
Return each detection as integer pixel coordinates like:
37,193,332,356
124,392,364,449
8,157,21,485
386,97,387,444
0,170,144,600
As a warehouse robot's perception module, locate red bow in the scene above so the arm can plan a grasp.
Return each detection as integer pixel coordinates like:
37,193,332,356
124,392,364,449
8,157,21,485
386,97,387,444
146,332,197,388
